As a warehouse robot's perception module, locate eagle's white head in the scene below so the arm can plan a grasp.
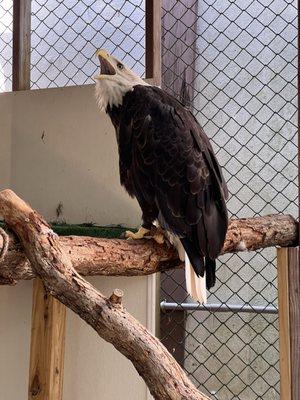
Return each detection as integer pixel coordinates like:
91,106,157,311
94,49,148,112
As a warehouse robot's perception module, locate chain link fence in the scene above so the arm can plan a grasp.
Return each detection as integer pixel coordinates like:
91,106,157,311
0,1,146,92
161,0,298,399
30,0,145,89
0,0,13,92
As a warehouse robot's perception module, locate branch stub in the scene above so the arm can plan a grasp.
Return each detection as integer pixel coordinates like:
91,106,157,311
109,288,124,305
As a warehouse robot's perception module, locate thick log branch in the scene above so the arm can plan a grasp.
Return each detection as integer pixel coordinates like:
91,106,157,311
0,214,298,285
0,189,210,400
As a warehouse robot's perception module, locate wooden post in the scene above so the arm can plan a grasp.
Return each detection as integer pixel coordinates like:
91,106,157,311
28,279,66,400
12,0,31,90
278,248,291,400
277,247,300,400
159,0,199,360
145,0,161,85
13,4,66,391
161,0,198,107
15,3,68,398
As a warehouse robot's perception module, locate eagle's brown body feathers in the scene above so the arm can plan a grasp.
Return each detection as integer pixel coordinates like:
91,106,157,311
107,85,228,289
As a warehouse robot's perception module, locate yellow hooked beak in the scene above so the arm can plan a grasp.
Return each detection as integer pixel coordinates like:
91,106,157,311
95,49,110,59
95,49,116,77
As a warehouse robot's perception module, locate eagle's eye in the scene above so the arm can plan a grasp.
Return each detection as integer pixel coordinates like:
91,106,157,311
117,63,124,70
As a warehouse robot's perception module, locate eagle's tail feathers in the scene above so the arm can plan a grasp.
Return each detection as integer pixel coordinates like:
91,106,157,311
185,253,207,304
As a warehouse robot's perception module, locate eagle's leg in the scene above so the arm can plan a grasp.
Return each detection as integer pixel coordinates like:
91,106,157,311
125,200,163,243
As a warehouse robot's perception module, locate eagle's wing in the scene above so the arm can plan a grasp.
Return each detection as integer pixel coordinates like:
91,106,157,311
121,85,228,288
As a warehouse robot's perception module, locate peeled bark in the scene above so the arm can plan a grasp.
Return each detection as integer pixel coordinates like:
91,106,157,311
0,214,298,285
0,189,210,400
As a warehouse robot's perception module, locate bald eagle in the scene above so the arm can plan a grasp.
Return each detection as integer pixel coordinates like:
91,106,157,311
95,49,228,303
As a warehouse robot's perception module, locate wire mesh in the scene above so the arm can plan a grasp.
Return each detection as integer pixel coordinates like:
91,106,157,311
161,0,298,399
30,0,145,89
0,0,13,92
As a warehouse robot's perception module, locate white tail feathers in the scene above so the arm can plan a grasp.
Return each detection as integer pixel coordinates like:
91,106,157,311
167,234,207,304
184,253,207,304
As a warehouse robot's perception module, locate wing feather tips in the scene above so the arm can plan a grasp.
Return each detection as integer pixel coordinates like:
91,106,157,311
180,237,205,277
205,257,216,289
203,202,228,260
181,199,227,291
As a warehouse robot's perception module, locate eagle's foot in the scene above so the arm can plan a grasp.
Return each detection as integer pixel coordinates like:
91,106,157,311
125,227,150,240
153,233,164,244
150,231,165,244
146,226,165,244
125,226,165,244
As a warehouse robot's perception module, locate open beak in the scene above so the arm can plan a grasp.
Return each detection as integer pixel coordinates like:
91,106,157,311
96,49,116,76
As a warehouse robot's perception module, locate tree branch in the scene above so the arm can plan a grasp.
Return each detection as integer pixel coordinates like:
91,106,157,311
0,213,298,285
0,189,210,400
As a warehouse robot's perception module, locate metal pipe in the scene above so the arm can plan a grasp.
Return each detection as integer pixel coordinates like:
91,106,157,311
160,301,278,314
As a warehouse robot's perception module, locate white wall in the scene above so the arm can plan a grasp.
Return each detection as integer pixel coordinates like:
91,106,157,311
0,84,155,400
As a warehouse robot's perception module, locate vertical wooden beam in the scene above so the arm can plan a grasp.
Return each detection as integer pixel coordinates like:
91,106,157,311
278,248,291,400
159,1,198,365
13,0,31,90
28,279,66,400
161,0,198,106
298,0,300,229
277,247,300,400
160,310,186,366
14,1,66,396
145,0,161,85
287,247,300,400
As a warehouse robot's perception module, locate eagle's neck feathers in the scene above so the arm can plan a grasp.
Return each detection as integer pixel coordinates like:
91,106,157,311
95,76,148,112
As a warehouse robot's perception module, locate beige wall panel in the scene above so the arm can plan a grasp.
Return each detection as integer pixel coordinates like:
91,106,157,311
0,281,33,400
9,84,141,226
64,276,148,400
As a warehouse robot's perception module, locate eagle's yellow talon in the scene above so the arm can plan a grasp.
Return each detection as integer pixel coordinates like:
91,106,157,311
125,226,165,244
125,227,150,240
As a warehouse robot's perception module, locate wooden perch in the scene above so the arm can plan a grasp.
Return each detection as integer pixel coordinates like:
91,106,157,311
0,189,210,400
0,212,298,285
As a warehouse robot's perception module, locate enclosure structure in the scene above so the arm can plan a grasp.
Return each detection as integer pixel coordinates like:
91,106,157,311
160,2,299,399
0,1,299,400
